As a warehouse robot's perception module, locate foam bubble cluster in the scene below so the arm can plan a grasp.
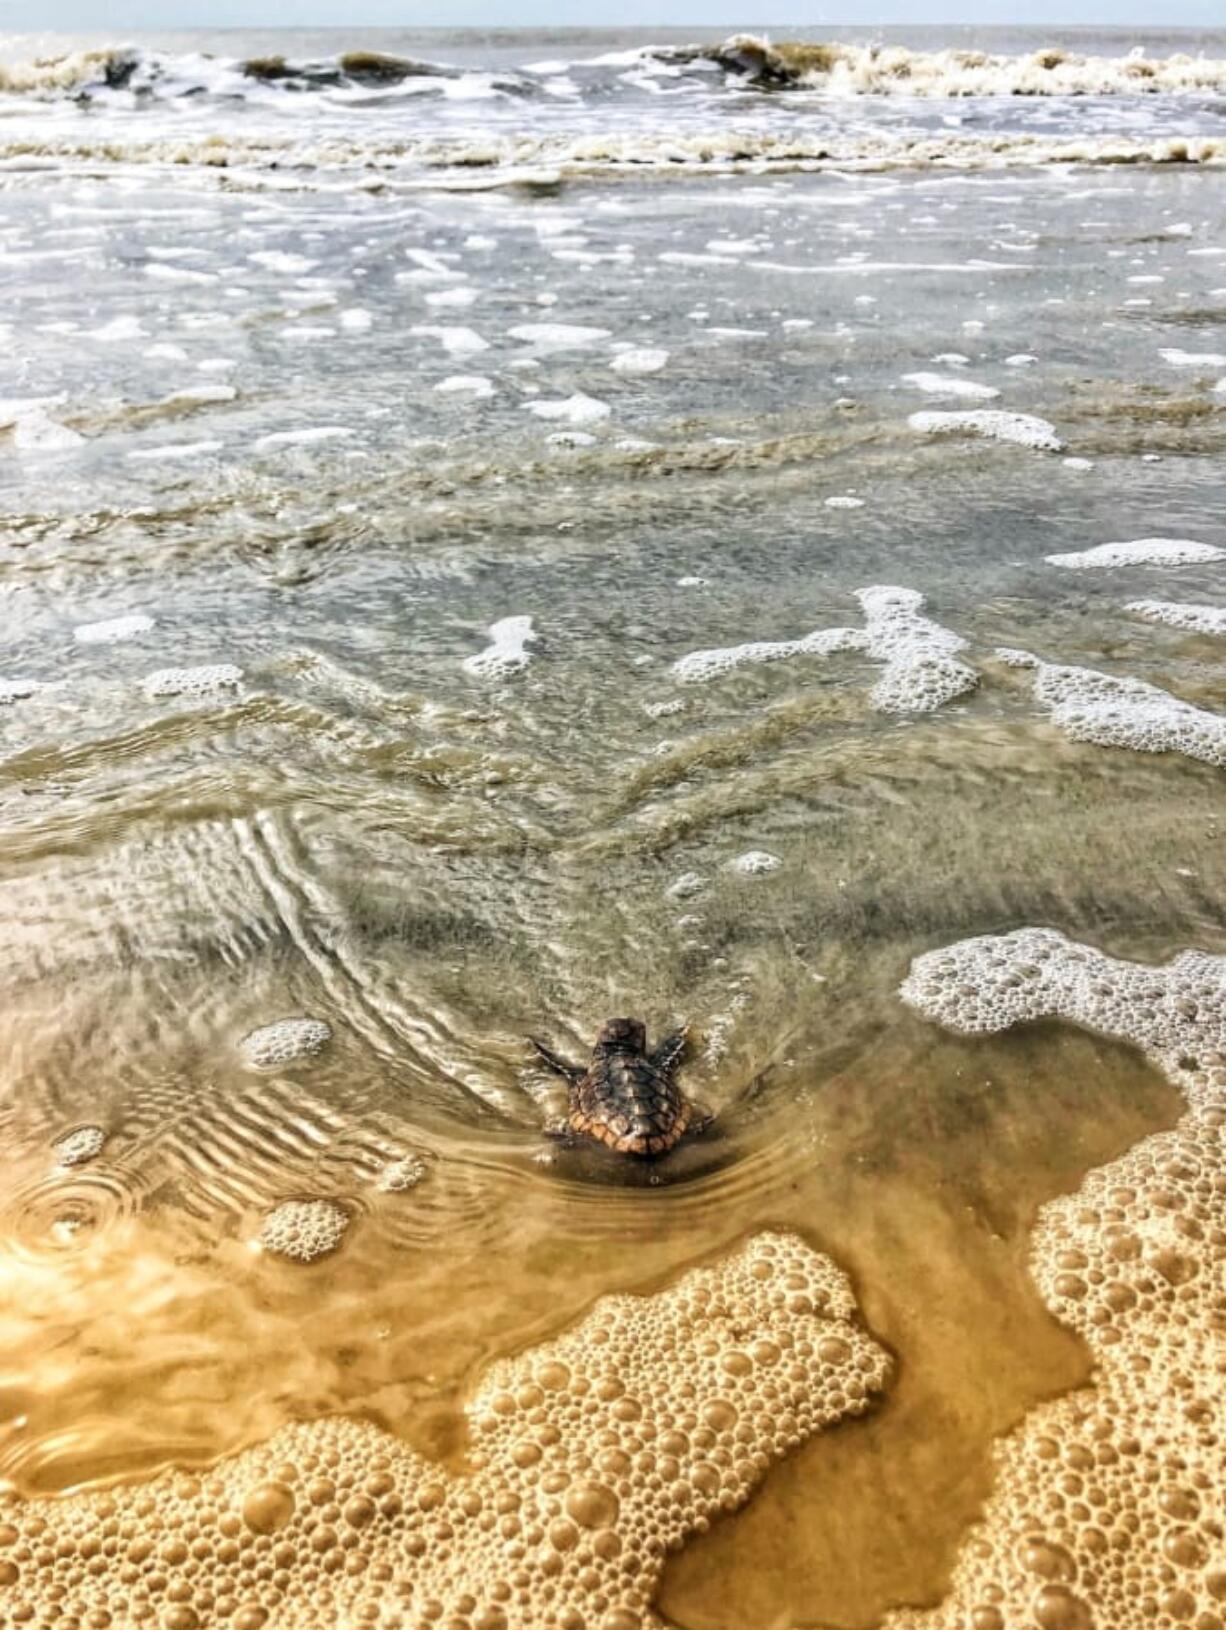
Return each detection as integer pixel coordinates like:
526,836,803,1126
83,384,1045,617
377,1154,427,1192
52,1126,107,1167
522,393,610,427
143,664,244,699
0,1232,887,1628
258,1198,350,1263
670,588,975,713
73,613,155,645
0,678,40,706
730,850,782,875
241,1018,332,1069
857,585,978,713
1004,651,1225,768
1047,538,1224,569
464,616,537,679
1127,599,1226,636
888,929,1225,1630
901,372,1000,400
671,626,865,685
909,409,1065,452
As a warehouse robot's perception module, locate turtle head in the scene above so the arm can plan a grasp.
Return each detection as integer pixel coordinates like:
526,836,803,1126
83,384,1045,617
595,1017,647,1055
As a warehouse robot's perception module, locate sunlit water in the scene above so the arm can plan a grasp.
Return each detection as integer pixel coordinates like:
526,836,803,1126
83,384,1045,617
0,25,1223,1630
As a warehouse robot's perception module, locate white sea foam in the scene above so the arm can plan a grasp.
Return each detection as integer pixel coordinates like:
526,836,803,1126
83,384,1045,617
435,374,495,398
254,427,354,449
410,325,489,356
0,679,41,705
242,1017,332,1069
1003,649,1225,767
672,625,866,685
463,616,536,679
609,347,669,375
143,663,243,698
909,409,1064,452
1047,537,1224,569
1157,346,1226,368
522,393,610,426
9,407,83,452
901,371,1000,400
1126,599,1226,635
127,440,223,462
74,613,155,645
857,585,978,713
730,850,782,875
53,1126,107,1167
508,323,612,352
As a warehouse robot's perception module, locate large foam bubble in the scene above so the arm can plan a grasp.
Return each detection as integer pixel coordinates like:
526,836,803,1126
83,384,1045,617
1047,538,1224,569
257,1198,350,1263
671,587,976,713
143,664,244,699
857,585,978,714
888,929,1224,1630
670,626,865,685
241,1018,333,1070
1126,599,1226,636
1001,650,1226,768
464,616,537,679
909,409,1065,452
0,1232,888,1629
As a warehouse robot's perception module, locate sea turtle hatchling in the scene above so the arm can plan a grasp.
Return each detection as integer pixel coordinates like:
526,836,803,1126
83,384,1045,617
530,1017,712,1158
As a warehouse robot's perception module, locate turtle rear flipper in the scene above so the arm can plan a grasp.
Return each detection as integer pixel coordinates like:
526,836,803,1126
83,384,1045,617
529,1037,584,1085
686,1101,716,1136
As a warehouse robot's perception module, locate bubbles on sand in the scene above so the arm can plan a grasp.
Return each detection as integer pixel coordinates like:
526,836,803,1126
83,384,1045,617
258,1198,350,1263
671,588,975,713
522,392,610,427
463,615,537,679
143,663,244,699
671,625,864,685
0,678,41,705
1047,538,1224,569
1000,650,1226,768
241,1017,332,1070
1126,600,1226,636
729,850,782,875
609,346,669,375
0,1232,888,1628
52,1126,107,1167
909,409,1065,452
901,372,1000,400
377,1155,427,1192
888,928,1224,1630
1157,346,1226,369
856,585,978,714
73,613,155,645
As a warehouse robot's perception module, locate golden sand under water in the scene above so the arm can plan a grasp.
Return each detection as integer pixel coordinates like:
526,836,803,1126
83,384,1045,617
2,946,1217,1629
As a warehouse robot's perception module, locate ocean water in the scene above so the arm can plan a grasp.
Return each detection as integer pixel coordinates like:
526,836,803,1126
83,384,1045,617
0,25,1223,1630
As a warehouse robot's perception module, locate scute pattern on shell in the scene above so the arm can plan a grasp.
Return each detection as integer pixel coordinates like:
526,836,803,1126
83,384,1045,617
571,1049,689,1156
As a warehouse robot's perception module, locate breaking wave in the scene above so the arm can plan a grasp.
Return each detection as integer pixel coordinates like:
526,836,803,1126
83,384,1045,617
1,127,1222,182
2,35,1225,104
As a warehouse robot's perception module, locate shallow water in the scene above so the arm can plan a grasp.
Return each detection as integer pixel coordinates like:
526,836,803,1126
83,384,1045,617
0,25,1223,1630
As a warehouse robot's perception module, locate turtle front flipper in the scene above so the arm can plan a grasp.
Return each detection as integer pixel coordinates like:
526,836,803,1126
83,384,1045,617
649,1025,689,1075
529,1037,585,1085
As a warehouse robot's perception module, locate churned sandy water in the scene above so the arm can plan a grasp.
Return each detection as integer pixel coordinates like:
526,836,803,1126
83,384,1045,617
0,22,1223,1630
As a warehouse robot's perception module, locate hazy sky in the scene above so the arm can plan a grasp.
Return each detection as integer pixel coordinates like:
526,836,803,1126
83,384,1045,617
7,0,1223,30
